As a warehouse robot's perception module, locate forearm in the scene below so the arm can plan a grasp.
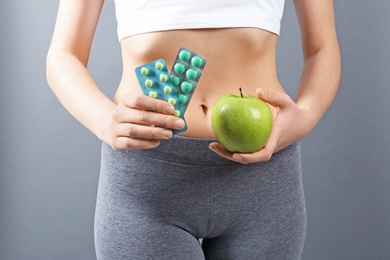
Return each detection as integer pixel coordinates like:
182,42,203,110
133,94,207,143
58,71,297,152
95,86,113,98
46,50,116,142
295,45,341,135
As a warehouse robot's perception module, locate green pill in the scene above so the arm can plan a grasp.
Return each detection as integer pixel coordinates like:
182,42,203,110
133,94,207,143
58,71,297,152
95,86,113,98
164,86,172,94
140,67,149,76
159,73,168,82
178,94,187,104
168,97,176,105
171,76,180,86
174,110,181,117
149,91,157,98
155,61,164,70
179,50,191,62
186,69,198,80
174,63,186,74
145,79,153,87
181,82,193,93
191,56,203,68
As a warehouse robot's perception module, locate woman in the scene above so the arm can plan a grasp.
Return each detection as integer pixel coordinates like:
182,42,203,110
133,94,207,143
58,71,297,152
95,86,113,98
46,0,341,259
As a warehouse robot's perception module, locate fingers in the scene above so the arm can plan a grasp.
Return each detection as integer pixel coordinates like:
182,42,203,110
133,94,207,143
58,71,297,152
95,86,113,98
111,123,174,152
209,142,276,164
122,92,175,115
209,123,280,164
113,108,185,130
116,93,185,130
208,142,238,161
233,134,279,164
113,136,160,151
108,92,186,151
115,123,173,140
256,88,292,107
111,122,176,151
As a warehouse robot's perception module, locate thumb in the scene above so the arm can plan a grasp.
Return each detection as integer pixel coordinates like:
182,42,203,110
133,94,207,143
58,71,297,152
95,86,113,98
256,88,291,107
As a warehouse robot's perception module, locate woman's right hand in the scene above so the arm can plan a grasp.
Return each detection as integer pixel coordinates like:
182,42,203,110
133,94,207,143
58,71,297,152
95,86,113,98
104,92,185,151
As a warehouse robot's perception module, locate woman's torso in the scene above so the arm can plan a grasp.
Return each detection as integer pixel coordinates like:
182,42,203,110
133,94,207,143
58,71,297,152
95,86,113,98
114,28,284,138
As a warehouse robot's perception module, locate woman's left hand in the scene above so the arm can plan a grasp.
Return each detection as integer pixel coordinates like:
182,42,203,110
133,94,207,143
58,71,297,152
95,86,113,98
209,88,312,164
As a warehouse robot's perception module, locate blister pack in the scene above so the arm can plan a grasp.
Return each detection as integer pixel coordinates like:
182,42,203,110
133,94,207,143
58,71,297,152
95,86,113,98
135,48,206,134
170,48,206,115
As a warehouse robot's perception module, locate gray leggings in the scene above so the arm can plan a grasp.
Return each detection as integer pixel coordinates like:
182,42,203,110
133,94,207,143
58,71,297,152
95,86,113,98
95,136,306,260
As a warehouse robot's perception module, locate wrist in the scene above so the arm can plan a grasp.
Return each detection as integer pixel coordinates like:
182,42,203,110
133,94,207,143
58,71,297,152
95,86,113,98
296,103,321,139
95,101,117,145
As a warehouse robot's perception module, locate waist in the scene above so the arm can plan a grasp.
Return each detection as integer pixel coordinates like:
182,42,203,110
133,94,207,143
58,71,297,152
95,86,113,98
114,28,284,138
103,136,300,166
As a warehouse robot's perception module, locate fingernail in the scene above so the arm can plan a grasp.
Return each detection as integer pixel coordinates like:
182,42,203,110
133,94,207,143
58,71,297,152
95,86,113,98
164,105,174,114
233,154,243,162
162,130,172,139
258,88,267,95
151,140,160,146
175,119,185,129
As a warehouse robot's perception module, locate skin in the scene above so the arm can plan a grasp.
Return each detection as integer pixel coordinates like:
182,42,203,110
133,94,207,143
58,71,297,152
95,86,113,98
46,0,341,164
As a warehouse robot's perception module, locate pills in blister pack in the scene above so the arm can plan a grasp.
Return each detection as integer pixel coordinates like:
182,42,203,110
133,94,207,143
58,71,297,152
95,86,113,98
135,59,188,134
170,48,207,115
135,49,206,135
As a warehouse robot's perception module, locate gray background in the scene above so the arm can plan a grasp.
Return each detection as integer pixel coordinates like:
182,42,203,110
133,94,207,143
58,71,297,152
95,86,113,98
1,0,389,259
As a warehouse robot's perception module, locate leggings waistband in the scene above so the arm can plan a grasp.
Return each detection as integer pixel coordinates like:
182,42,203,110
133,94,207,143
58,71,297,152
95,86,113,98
124,136,234,166
119,136,299,166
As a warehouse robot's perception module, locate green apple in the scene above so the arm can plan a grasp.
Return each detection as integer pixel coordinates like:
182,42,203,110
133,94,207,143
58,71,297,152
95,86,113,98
211,89,273,153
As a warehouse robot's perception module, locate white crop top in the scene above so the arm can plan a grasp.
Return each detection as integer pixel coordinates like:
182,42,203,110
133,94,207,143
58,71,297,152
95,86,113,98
114,0,285,41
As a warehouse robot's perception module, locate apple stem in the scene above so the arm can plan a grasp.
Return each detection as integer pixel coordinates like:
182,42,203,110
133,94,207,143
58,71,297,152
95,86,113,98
239,87,243,98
